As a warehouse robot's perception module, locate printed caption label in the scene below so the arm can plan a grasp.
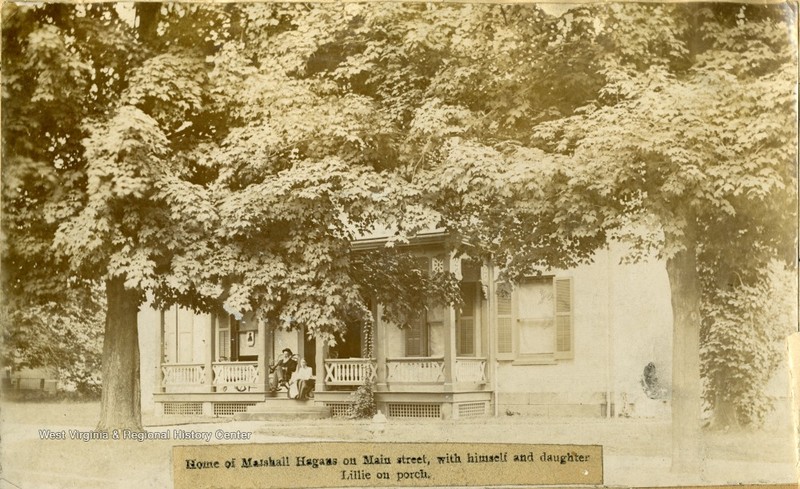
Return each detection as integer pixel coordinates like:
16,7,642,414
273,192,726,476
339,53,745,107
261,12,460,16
173,442,603,488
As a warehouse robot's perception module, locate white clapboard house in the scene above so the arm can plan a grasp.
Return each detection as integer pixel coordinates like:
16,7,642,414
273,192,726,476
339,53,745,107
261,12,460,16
139,230,675,420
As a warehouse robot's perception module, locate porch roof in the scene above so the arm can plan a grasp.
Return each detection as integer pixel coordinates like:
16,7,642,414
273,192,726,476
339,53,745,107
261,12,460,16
350,228,450,251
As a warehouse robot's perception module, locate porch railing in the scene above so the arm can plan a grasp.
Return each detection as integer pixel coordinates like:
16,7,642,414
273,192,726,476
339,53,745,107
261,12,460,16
160,362,259,388
161,364,205,386
161,357,487,389
324,359,377,385
212,362,259,386
386,357,445,383
454,357,487,383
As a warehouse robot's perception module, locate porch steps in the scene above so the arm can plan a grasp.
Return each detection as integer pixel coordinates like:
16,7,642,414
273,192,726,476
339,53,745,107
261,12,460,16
234,398,331,421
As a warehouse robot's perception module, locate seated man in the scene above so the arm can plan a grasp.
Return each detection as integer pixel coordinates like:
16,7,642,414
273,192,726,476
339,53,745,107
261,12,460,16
291,358,315,400
270,348,297,391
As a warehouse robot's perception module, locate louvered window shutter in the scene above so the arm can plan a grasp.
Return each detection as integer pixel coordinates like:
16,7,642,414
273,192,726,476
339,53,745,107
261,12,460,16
553,277,574,359
496,286,513,357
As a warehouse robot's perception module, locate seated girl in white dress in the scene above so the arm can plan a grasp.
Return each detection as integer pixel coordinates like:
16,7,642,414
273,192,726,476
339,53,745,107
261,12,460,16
288,358,314,400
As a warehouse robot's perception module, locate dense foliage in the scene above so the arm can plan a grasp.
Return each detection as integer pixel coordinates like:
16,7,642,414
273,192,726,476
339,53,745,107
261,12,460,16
2,296,103,396
2,2,795,456
346,380,378,419
701,262,795,428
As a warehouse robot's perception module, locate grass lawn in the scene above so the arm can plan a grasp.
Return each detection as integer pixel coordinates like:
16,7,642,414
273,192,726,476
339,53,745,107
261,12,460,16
1,400,796,489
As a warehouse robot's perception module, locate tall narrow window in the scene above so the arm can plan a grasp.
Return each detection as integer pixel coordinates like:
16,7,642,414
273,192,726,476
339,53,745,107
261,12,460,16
177,308,195,363
457,282,477,356
405,311,429,357
163,306,178,363
405,256,431,357
217,316,231,361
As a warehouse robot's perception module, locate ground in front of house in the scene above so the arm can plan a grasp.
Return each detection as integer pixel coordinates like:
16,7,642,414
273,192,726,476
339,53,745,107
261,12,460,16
0,401,796,489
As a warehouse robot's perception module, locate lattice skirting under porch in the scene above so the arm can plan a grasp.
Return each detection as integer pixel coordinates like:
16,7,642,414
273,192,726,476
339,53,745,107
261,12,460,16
457,401,487,419
162,402,203,416
386,403,441,419
213,402,257,416
161,401,257,416
325,403,351,418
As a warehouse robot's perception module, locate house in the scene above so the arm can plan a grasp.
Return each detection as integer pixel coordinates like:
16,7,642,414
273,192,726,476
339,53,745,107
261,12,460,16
4,367,59,394
138,230,674,419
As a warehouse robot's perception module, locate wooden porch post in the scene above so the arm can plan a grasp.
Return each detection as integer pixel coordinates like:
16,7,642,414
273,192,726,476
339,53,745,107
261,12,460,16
442,254,458,392
155,310,164,394
375,304,388,391
204,314,214,392
442,307,457,390
485,262,499,416
315,339,325,395
257,319,268,392
442,308,457,420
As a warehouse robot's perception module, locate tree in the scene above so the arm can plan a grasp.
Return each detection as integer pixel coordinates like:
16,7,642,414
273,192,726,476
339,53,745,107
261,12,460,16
306,1,794,471
1,294,104,396
2,3,145,424
529,6,795,470
1,2,460,429
3,3,794,460
420,3,795,471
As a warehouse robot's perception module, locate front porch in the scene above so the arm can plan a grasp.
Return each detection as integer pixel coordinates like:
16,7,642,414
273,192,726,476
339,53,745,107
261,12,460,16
155,356,492,419
322,356,487,388
153,233,496,420
316,356,492,419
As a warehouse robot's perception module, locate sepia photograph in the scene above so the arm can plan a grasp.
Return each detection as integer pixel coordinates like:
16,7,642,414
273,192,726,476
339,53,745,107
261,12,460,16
1,2,798,488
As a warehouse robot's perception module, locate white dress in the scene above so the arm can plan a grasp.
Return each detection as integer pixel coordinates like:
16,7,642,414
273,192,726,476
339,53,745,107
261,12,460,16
288,366,313,399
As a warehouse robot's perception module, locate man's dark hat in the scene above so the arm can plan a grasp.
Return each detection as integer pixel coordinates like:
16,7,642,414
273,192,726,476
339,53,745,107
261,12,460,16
282,348,293,354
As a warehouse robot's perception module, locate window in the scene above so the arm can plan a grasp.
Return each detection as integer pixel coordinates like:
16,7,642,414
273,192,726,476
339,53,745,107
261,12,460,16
217,316,230,361
405,256,433,357
177,308,195,363
457,282,477,356
495,277,573,362
162,306,195,363
405,310,429,357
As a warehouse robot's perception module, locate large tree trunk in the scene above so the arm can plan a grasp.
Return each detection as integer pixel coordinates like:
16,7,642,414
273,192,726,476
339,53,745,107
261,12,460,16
705,393,740,431
665,230,703,473
97,276,142,431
